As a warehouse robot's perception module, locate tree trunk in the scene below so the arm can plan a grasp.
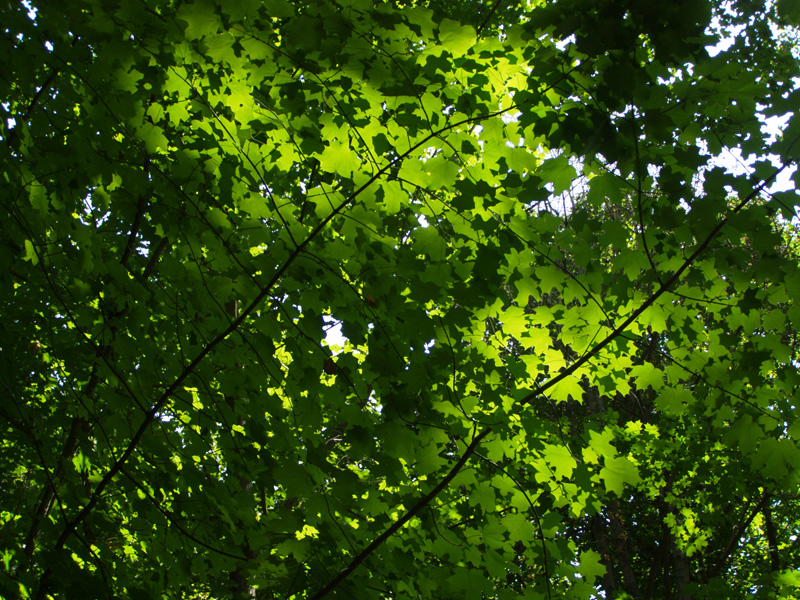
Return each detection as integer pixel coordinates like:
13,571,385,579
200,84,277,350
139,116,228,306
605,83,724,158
592,513,618,598
609,500,642,599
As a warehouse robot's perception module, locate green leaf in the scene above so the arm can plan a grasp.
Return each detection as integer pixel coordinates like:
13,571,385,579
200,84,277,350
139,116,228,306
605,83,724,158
263,0,295,18
438,19,476,56
5,2,800,599
412,226,447,260
536,154,576,195
584,428,617,464
177,0,221,39
501,512,536,543
29,184,48,213
381,180,406,214
137,122,169,153
599,457,641,496
469,482,497,512
550,375,584,404
543,444,577,480
655,388,694,416
777,0,800,24
415,442,446,476
752,438,800,481
22,240,38,265
576,550,605,584
318,140,361,176
587,173,624,206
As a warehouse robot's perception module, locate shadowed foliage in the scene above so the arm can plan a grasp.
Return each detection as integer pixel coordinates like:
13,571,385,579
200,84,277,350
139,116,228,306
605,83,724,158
1,0,800,598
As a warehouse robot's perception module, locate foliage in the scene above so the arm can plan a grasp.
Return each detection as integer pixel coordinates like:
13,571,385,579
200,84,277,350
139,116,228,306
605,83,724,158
1,0,800,598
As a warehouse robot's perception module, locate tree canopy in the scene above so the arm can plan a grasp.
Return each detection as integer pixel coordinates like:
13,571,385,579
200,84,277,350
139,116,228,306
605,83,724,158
2,0,800,598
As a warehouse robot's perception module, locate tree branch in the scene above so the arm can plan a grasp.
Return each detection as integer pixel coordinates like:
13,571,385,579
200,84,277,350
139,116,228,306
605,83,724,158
33,101,526,600
519,160,794,407
711,492,769,578
306,428,490,600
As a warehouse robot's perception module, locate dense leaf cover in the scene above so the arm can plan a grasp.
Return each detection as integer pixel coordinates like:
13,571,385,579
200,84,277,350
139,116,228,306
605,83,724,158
2,0,800,598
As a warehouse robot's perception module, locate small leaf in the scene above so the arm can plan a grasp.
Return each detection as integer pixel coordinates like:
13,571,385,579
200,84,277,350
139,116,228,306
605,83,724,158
23,240,38,265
